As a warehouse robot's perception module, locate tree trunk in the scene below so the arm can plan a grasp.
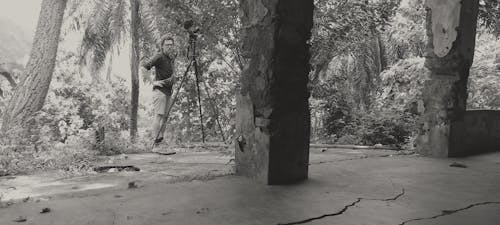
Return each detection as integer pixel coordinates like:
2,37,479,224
375,33,387,73
130,0,140,141
236,0,313,184
1,0,67,132
416,0,479,157
106,54,113,81
496,53,500,71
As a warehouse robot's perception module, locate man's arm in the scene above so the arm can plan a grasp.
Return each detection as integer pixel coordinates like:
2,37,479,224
142,53,161,70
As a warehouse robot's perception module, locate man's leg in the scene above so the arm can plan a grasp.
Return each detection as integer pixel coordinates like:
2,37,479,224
158,94,172,136
153,114,164,142
152,90,166,143
152,93,176,154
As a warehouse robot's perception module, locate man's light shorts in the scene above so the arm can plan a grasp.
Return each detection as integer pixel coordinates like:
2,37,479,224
153,89,172,117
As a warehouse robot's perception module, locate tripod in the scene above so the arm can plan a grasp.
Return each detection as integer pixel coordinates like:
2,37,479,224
153,34,226,144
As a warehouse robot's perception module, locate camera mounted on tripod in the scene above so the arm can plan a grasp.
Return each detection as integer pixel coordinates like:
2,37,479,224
183,20,200,40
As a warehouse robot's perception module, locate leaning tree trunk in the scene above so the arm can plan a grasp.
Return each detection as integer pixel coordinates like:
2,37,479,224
129,0,140,141
1,0,67,132
236,0,313,185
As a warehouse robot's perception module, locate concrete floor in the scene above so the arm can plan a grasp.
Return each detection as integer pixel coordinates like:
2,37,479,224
1,147,500,225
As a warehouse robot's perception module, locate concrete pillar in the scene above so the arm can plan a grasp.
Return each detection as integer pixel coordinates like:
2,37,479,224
235,0,313,184
416,0,479,157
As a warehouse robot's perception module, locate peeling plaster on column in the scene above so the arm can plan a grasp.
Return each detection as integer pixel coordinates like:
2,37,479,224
425,0,462,57
249,0,269,26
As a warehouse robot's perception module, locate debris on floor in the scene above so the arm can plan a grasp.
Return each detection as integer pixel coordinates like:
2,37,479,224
40,207,51,214
128,181,139,189
13,216,27,222
93,165,141,173
449,162,468,168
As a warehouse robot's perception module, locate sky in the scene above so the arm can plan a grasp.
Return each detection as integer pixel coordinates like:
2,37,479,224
0,0,42,32
0,0,133,82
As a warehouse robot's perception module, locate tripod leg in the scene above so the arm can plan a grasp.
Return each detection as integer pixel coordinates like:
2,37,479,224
193,59,206,143
201,79,227,143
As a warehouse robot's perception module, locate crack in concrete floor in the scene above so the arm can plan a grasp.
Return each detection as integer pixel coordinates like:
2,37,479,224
398,201,500,225
277,188,406,225
309,150,417,165
310,154,395,165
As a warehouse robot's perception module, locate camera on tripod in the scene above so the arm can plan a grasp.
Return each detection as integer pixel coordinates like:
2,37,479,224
183,20,200,39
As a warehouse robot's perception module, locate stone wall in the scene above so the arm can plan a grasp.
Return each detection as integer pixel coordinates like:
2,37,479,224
450,110,500,156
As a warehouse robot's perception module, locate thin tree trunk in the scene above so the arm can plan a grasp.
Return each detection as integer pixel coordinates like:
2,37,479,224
374,33,387,73
496,53,500,71
1,0,67,132
106,54,113,81
130,0,140,141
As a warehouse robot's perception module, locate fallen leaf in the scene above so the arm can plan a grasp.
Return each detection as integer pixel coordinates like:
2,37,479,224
450,162,467,168
128,181,138,189
13,216,27,222
40,208,51,214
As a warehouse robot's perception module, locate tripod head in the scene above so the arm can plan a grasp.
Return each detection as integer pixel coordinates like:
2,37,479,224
184,20,201,60
183,20,200,41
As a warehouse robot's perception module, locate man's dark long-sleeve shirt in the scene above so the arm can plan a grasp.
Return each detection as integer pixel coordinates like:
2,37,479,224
143,52,174,95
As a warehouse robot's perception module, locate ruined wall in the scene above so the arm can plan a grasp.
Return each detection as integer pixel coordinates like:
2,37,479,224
416,0,479,157
450,110,500,156
236,0,313,184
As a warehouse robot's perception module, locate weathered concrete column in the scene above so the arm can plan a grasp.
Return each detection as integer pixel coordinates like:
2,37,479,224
235,0,313,184
416,0,479,157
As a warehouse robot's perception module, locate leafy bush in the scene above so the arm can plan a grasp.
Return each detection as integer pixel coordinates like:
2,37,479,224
358,111,416,146
330,110,417,147
0,127,97,176
323,94,355,137
468,33,500,109
321,85,417,147
0,52,143,175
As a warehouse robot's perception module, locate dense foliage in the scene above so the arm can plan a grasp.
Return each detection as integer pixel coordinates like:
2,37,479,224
311,0,500,147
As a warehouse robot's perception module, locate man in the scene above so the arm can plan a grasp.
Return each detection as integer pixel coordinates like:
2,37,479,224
143,35,177,153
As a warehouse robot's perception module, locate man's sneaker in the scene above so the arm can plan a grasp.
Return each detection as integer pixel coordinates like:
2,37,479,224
154,137,164,144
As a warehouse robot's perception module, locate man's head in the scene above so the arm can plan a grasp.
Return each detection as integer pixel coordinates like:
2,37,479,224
160,36,175,56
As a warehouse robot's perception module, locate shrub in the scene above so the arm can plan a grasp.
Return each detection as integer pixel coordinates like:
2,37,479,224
0,128,97,176
0,52,138,175
325,108,417,147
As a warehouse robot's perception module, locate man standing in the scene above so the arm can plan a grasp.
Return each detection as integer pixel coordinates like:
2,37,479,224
143,35,177,153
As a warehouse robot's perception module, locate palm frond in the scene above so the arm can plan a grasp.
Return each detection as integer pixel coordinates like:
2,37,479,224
78,0,128,77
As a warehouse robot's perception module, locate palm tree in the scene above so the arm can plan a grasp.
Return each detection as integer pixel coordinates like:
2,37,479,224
70,0,162,141
130,0,140,141
1,0,68,132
